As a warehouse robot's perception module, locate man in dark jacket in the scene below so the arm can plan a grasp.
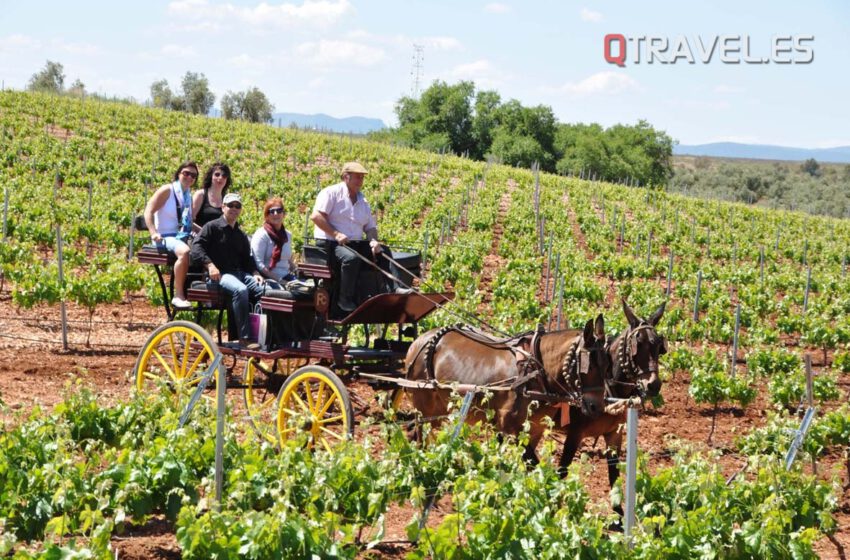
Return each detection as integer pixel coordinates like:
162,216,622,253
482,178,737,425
191,192,264,349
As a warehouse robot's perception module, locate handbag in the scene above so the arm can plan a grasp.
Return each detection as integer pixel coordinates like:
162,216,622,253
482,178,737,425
248,303,268,346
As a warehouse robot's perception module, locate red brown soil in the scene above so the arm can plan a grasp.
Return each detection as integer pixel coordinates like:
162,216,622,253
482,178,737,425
1,292,848,558
477,179,516,313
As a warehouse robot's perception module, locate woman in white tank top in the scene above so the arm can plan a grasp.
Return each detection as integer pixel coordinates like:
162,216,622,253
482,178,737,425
143,161,198,309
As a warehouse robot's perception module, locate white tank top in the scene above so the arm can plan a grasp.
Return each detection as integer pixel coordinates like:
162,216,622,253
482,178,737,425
153,182,184,235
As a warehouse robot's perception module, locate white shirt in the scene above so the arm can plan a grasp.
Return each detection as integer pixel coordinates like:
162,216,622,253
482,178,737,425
312,181,377,241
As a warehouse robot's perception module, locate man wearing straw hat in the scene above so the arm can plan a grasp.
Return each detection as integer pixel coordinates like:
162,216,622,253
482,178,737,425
311,161,407,313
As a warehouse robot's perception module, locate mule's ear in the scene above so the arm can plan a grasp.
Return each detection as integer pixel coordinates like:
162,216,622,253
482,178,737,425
649,301,666,326
594,313,605,339
583,318,595,345
622,298,639,328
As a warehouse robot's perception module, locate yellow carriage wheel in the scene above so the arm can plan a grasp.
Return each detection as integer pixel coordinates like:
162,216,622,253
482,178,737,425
134,320,219,408
277,365,353,451
243,357,306,444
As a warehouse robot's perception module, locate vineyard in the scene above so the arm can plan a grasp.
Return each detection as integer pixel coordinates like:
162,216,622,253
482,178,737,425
1,89,850,558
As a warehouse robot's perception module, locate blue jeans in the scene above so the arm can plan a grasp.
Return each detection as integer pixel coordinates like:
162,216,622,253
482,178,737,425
210,271,265,340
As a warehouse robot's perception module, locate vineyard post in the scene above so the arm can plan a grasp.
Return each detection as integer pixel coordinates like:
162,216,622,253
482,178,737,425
56,225,69,351
694,270,703,322
646,230,653,267
538,216,545,255
2,186,7,240
624,406,639,546
804,355,818,475
128,211,136,260
556,278,564,329
302,210,311,242
552,252,560,302
422,230,430,268
619,219,625,253
730,303,741,376
803,267,812,314
666,250,674,297
759,246,765,283
802,239,808,265
214,356,226,510
706,228,711,258
545,232,553,294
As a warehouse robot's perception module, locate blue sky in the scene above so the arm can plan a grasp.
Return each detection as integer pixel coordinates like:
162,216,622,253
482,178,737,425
0,0,847,147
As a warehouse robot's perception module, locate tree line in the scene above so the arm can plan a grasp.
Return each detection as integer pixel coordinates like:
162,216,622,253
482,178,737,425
26,60,274,124
369,80,674,186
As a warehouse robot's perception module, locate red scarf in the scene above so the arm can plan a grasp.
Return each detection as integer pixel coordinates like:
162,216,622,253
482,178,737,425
264,222,287,270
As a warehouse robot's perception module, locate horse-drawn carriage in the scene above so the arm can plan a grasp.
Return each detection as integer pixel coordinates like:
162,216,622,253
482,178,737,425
134,235,667,477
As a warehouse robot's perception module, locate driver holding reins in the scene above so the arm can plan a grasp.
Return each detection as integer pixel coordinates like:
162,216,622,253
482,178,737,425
310,161,409,313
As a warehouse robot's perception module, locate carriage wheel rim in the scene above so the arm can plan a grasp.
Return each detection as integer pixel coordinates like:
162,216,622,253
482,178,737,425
135,325,215,399
277,369,352,450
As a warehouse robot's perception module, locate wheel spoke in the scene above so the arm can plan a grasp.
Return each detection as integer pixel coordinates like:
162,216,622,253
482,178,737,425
317,414,344,426
142,371,161,382
320,437,332,453
302,380,316,412
319,426,345,440
180,335,192,379
184,348,209,381
315,383,326,415
290,392,311,414
167,333,179,377
282,407,301,416
319,391,337,416
152,350,177,381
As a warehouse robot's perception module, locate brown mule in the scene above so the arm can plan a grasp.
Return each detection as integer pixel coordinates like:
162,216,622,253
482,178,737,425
403,315,610,464
558,300,667,500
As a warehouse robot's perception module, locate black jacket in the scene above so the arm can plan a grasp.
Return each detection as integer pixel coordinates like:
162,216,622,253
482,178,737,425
191,216,256,274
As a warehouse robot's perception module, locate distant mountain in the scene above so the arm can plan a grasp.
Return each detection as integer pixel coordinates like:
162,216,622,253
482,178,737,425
270,112,386,134
674,142,850,164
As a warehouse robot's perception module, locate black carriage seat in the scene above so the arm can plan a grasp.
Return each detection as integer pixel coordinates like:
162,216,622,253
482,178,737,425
301,243,422,315
259,287,326,347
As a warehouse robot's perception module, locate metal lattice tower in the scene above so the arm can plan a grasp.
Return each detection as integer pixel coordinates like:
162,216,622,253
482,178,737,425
411,44,424,97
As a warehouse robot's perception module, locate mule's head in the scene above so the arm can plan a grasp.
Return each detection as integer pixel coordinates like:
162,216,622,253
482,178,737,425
576,314,610,418
619,299,667,397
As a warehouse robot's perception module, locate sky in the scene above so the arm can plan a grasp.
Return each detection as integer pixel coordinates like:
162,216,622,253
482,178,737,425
0,0,847,148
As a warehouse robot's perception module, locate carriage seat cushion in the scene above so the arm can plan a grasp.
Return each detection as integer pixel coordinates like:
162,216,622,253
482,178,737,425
261,288,296,300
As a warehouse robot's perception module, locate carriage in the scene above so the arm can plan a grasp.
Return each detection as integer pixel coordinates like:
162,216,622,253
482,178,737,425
134,237,454,449
134,229,665,466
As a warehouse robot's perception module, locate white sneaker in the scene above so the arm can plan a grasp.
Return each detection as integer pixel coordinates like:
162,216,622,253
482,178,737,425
171,296,192,309
394,287,414,295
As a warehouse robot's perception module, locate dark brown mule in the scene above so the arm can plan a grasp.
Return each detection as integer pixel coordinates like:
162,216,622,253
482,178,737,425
558,300,667,504
404,315,610,464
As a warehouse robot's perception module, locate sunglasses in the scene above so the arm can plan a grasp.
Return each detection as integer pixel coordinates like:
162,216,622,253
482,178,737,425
213,172,228,178
268,208,285,215
225,202,242,209
181,170,198,179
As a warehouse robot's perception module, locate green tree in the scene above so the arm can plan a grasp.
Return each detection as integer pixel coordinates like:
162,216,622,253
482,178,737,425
181,72,215,115
28,60,65,93
150,79,177,110
221,87,275,123
801,158,821,177
471,90,501,158
394,80,475,156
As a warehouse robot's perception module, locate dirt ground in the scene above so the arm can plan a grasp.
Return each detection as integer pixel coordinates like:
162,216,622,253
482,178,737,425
1,293,849,559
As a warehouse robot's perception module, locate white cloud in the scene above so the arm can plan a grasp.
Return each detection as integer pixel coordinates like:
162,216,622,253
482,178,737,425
484,3,511,13
56,40,101,56
168,0,353,29
448,59,505,88
161,44,197,58
294,40,386,67
422,36,462,51
0,34,40,52
580,8,603,22
548,71,640,96
226,53,265,69
713,84,744,94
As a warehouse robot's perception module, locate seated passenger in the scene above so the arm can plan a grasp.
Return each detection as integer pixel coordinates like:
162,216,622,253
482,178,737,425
192,162,231,231
310,161,407,313
143,161,197,309
190,192,265,349
251,196,296,290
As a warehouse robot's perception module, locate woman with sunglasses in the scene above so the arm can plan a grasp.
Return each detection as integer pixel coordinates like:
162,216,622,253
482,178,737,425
251,196,296,289
192,162,231,231
143,161,198,309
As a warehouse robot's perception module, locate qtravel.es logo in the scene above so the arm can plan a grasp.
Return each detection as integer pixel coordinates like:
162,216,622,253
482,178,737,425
603,34,814,66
